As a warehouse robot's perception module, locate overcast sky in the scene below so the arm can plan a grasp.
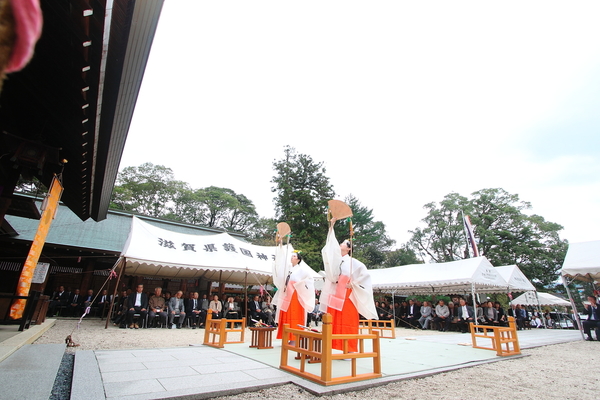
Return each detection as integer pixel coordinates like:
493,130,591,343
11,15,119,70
120,1,600,247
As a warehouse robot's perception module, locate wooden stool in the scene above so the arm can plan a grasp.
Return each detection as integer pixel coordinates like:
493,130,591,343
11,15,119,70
249,327,276,349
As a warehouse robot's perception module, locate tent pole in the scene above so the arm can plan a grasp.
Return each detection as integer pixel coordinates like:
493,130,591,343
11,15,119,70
392,290,396,324
105,258,125,329
535,291,547,329
471,282,478,326
244,268,248,318
562,275,585,340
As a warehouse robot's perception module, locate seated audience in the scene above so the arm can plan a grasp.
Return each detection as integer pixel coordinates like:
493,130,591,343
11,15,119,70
186,292,205,329
48,285,69,317
432,300,450,331
583,295,600,341
83,289,94,310
262,297,277,326
456,298,475,333
112,290,129,327
531,315,543,328
127,284,148,329
209,294,222,319
148,287,168,328
67,289,83,317
405,299,421,329
248,295,267,323
418,301,433,329
168,290,186,329
95,289,111,318
494,301,506,326
482,301,498,325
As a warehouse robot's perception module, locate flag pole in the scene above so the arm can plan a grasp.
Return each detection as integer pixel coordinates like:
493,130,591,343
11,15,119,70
460,210,470,258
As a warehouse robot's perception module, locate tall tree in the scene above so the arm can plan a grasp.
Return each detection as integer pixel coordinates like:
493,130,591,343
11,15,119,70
247,217,278,246
271,146,335,269
334,194,395,268
111,164,259,233
409,192,470,262
110,163,179,217
383,245,422,268
408,188,567,288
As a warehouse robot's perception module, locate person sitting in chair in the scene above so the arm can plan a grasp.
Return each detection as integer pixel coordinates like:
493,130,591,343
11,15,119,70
308,299,323,327
248,295,267,323
168,290,186,329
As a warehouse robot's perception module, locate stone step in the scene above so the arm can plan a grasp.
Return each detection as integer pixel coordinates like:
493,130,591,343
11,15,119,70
0,343,66,400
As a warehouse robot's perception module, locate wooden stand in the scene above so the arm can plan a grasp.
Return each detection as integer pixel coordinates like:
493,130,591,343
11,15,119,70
249,327,276,349
469,316,521,356
280,313,382,386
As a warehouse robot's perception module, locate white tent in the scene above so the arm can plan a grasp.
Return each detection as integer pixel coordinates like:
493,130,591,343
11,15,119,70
560,240,600,339
369,256,509,295
495,265,536,292
120,216,277,285
561,240,600,282
511,291,571,307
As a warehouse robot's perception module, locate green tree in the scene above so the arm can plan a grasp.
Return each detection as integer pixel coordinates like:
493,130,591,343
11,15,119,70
271,146,335,269
408,188,567,289
247,217,278,246
110,163,179,217
383,245,422,268
221,192,259,232
409,192,470,262
334,194,395,268
165,185,206,225
111,164,259,233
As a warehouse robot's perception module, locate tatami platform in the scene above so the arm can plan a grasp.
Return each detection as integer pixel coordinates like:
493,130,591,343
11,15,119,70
71,329,582,400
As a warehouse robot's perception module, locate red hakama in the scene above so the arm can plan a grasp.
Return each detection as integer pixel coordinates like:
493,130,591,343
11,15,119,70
328,288,359,352
277,291,305,342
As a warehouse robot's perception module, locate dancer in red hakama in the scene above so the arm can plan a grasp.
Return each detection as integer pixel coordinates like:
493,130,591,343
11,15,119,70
320,201,378,352
272,223,315,344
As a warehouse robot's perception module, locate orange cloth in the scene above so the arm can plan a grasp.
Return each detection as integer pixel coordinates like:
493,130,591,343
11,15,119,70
277,291,305,341
328,288,359,352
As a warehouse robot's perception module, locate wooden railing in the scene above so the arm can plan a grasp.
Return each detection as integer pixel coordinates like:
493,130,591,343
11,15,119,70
203,312,246,348
280,313,382,386
359,319,396,338
469,316,521,357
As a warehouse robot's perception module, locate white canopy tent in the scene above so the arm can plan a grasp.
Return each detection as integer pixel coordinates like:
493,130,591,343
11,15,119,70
119,216,277,285
560,240,600,339
369,256,509,295
511,291,571,307
495,265,536,292
561,240,600,283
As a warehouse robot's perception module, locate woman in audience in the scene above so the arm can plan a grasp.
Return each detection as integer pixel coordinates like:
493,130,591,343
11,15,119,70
494,301,506,326
419,301,433,329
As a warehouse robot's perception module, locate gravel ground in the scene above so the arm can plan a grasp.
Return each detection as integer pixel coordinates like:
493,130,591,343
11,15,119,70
35,319,600,399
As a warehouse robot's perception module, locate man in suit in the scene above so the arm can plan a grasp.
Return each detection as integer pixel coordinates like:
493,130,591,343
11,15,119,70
48,285,69,316
583,295,600,341
456,298,475,333
248,295,267,323
186,292,205,329
404,299,421,329
168,290,186,329
127,284,148,329
95,289,112,318
67,289,83,317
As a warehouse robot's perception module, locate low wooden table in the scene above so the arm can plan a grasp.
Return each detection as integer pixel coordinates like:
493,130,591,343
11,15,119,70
249,327,276,349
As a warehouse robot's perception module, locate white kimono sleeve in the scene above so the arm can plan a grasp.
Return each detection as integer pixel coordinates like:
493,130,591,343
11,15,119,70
348,257,378,320
319,228,342,313
271,243,293,310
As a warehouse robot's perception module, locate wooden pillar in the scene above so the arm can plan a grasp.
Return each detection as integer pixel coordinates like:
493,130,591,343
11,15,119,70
80,259,95,292
321,313,333,383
